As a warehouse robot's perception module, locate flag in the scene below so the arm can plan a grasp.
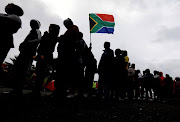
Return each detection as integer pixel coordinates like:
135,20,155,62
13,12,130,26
89,13,115,34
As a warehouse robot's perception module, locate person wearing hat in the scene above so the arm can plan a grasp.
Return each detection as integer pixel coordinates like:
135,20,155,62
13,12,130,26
0,3,23,68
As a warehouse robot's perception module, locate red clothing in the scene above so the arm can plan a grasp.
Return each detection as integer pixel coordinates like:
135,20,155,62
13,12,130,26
159,76,165,86
64,25,79,42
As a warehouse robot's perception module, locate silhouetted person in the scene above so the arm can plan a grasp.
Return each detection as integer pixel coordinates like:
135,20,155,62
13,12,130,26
140,70,146,99
74,32,98,96
153,70,160,100
9,19,41,95
144,69,153,100
97,42,114,99
33,24,60,96
134,69,141,99
75,32,91,96
55,18,82,99
84,49,97,97
112,48,125,100
0,3,23,69
174,77,180,96
128,63,136,100
159,72,165,102
164,74,173,99
122,50,129,70
137,69,143,99
122,50,129,98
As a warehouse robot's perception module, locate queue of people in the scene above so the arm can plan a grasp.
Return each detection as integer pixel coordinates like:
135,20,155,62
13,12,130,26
96,42,174,102
0,3,175,103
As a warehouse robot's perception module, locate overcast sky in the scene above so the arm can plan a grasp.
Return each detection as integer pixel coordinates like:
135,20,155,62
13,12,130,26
1,0,180,80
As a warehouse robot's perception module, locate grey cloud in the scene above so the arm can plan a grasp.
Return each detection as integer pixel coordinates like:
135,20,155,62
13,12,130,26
147,58,180,78
19,0,63,30
1,0,63,32
154,26,180,42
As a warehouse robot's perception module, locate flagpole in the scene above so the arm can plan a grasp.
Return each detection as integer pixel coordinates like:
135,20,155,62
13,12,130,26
89,13,92,50
90,32,92,50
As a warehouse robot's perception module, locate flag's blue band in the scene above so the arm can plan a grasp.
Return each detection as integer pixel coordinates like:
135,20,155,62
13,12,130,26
96,27,114,34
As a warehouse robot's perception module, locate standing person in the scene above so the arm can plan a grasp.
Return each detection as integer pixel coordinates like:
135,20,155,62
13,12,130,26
33,24,60,96
55,18,82,99
144,69,154,100
164,74,173,100
122,50,129,98
97,42,114,99
112,48,125,100
123,50,129,71
81,38,97,97
140,70,146,99
76,32,91,97
134,69,142,100
84,50,97,97
0,3,23,69
9,19,41,95
127,63,136,100
137,70,143,99
159,72,165,102
153,70,160,101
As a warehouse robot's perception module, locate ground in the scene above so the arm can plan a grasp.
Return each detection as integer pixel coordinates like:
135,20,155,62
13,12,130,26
0,87,180,122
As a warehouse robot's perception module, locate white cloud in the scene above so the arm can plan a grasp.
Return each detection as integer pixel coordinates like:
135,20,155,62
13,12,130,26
40,0,75,19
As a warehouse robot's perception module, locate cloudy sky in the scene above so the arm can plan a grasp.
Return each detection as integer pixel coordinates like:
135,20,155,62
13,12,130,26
1,0,180,80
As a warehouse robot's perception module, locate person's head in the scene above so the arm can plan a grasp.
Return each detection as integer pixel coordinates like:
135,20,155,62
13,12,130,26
143,70,146,75
146,69,150,74
136,69,140,74
115,48,121,56
48,24,60,37
166,74,170,78
104,42,110,49
63,18,73,29
159,72,163,76
153,70,157,75
30,19,41,29
5,3,24,16
122,50,128,56
175,77,180,81
131,63,135,69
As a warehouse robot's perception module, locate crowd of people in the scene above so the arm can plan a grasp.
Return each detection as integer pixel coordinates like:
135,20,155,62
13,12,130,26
0,3,177,103
96,42,174,102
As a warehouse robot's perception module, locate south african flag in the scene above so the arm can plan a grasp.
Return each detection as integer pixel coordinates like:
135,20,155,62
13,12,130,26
89,13,115,34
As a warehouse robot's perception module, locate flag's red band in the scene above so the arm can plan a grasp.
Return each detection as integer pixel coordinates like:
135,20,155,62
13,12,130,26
96,14,114,22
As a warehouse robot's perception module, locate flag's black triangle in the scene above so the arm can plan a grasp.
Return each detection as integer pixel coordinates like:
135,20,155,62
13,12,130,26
89,17,96,30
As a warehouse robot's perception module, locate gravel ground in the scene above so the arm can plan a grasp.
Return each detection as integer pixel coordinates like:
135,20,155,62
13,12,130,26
0,87,180,122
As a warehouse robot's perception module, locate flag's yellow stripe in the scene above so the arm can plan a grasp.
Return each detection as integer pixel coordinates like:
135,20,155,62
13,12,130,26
89,16,98,32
